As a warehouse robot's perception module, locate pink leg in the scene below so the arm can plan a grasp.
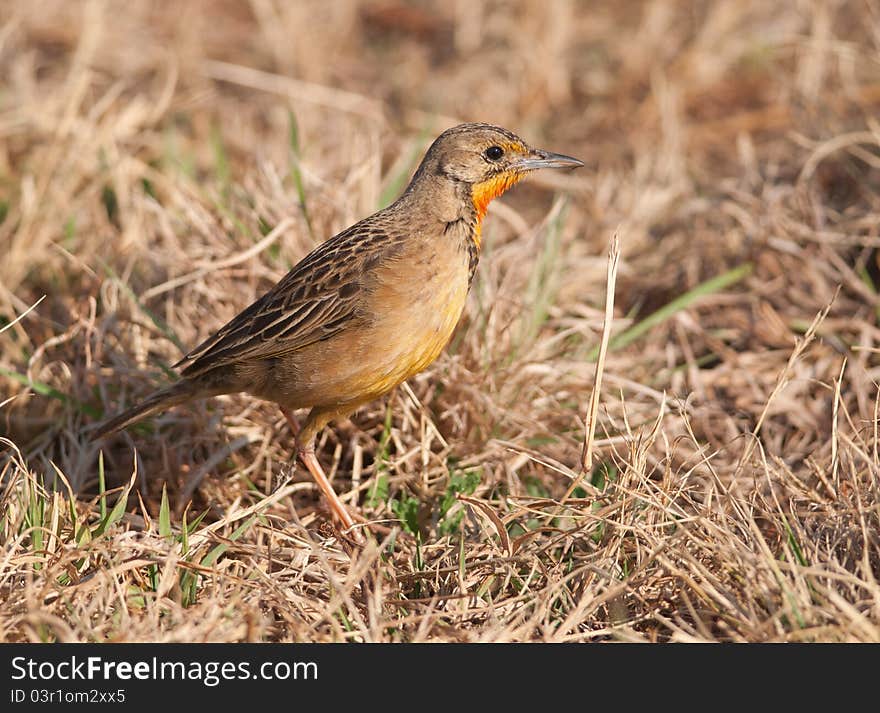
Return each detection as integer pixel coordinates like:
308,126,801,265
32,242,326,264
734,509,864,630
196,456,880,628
281,408,358,537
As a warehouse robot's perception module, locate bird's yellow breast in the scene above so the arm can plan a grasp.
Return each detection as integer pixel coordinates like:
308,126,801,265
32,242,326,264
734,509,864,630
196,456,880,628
395,274,468,376
282,237,471,409
361,243,470,396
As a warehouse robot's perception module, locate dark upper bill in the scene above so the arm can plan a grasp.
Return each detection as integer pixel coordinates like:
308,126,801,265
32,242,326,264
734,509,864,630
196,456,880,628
514,149,585,172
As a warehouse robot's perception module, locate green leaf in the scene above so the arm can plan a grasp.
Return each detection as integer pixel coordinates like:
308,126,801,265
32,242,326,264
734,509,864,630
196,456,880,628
438,468,481,533
591,461,616,491
390,497,420,536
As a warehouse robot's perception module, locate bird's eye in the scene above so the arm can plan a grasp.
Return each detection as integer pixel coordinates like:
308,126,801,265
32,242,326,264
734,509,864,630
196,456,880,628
484,146,504,161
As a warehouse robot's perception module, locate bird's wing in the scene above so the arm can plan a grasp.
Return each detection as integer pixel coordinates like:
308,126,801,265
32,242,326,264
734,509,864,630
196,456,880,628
174,217,397,378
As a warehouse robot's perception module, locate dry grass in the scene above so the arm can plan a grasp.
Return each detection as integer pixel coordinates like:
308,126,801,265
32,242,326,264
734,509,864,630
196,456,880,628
2,0,880,642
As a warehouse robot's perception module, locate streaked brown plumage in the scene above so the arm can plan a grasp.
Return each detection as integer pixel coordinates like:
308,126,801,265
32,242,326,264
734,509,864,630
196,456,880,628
92,123,584,539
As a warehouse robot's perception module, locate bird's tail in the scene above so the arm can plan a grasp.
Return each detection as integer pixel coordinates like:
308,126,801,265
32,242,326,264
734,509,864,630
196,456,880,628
90,381,200,440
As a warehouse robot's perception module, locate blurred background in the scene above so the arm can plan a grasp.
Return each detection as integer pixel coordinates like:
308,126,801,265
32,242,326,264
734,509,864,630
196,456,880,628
1,1,879,641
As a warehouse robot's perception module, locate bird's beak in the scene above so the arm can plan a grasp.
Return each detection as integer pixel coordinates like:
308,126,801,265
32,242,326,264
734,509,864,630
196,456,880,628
513,148,585,172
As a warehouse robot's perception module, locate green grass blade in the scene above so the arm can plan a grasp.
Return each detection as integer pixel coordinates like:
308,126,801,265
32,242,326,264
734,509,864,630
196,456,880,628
378,126,432,208
587,262,753,361
94,473,135,537
513,202,566,357
98,258,185,352
211,122,230,198
26,478,46,571
158,484,172,540
199,515,257,568
287,109,315,242
0,368,101,417
181,508,189,556
372,403,394,480
98,451,107,520
185,508,208,536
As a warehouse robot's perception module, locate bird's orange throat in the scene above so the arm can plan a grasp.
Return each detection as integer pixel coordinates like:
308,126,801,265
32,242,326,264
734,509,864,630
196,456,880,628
470,172,524,249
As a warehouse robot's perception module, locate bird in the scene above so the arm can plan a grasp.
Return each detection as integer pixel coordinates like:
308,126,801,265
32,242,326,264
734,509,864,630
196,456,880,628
92,122,584,539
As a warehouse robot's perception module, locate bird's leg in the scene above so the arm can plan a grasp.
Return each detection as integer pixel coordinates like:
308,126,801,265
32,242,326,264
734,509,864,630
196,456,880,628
280,407,358,538
281,407,301,437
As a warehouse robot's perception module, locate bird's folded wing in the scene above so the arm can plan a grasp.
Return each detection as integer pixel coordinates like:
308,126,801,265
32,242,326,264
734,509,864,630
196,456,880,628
173,221,385,377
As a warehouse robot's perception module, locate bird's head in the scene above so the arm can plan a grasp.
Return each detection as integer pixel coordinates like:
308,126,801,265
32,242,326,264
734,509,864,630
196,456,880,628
409,123,584,233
